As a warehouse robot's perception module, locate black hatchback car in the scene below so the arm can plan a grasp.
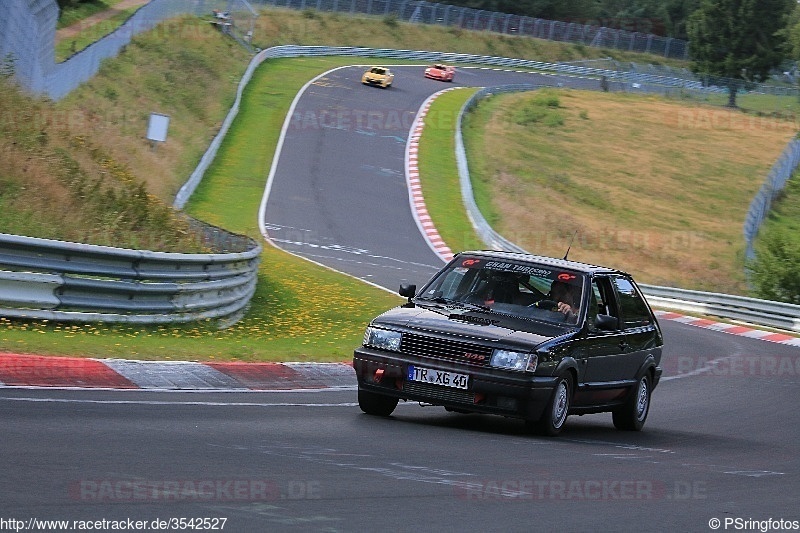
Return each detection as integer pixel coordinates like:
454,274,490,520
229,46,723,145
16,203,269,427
353,251,663,435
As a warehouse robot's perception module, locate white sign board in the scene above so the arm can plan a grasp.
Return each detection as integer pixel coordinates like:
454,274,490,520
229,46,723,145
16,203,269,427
146,113,170,143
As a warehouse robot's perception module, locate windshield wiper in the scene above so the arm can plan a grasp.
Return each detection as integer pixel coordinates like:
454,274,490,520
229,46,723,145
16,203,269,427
415,296,455,305
415,296,492,313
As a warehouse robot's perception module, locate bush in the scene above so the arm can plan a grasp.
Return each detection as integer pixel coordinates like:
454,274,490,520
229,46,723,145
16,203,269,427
383,14,399,28
748,229,800,304
513,90,564,127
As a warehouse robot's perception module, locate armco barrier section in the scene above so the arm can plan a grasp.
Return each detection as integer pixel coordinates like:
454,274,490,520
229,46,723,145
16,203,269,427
0,225,261,324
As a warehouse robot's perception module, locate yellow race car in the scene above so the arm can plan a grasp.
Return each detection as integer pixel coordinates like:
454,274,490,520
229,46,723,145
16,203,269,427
361,66,394,88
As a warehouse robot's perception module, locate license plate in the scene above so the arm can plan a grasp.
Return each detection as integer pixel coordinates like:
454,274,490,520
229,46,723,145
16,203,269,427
407,365,469,390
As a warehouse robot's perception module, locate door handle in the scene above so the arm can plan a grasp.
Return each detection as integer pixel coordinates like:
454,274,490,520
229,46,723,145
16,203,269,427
618,341,629,351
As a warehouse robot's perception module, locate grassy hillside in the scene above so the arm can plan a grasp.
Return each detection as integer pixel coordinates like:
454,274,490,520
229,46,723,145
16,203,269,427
461,89,797,293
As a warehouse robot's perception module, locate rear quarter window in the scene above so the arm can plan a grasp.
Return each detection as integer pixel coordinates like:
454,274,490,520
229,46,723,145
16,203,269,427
613,276,652,328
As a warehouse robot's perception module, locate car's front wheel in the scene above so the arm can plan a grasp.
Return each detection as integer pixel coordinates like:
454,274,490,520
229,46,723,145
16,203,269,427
530,374,572,436
612,374,651,431
358,389,399,417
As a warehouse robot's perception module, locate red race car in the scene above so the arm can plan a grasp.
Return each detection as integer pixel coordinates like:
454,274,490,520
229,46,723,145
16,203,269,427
424,64,455,82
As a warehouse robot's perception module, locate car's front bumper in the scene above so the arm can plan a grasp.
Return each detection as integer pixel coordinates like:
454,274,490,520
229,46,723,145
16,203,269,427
354,347,558,421
424,72,449,80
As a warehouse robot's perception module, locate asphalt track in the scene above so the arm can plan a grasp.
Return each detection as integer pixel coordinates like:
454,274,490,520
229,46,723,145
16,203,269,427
2,64,800,531
260,65,601,290
2,319,799,531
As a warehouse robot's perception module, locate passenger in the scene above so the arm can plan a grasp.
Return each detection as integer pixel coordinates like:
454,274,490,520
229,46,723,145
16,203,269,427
466,271,520,306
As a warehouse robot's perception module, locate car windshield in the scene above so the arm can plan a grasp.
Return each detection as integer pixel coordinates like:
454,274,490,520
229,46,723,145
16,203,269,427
416,255,585,324
371,68,386,74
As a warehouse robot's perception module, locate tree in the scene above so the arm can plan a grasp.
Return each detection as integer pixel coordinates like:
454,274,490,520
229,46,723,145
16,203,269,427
686,0,794,108
783,3,800,61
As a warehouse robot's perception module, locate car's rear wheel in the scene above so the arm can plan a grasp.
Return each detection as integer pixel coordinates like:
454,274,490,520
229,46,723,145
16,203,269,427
358,388,399,417
612,374,651,431
530,374,572,436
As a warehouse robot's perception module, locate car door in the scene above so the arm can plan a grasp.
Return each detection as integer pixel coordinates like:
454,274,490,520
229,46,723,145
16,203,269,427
581,275,630,386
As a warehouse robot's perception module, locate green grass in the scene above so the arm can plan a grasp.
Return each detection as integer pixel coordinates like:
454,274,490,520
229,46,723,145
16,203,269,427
455,89,797,293
416,87,484,254
56,6,141,62
56,0,127,29
668,90,800,121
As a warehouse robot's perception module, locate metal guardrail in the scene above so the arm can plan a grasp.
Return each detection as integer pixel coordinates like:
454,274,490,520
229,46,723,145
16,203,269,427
0,223,261,324
639,285,800,333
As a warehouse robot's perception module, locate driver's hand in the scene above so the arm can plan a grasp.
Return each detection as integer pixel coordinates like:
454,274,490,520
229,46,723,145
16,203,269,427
557,301,572,314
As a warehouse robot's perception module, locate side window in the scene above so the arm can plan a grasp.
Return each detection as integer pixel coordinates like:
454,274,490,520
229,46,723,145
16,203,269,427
612,276,652,328
589,277,618,330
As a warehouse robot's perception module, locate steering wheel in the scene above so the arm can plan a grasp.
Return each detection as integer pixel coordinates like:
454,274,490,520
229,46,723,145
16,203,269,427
530,299,558,312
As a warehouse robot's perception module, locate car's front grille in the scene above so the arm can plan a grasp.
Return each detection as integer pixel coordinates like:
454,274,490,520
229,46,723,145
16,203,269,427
403,381,474,404
400,332,492,367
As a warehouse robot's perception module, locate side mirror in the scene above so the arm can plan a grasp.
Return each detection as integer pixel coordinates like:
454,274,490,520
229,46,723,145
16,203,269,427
399,283,417,298
595,313,619,331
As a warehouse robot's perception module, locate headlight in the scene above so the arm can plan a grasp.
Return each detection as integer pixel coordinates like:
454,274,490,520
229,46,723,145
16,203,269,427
363,327,402,352
490,349,537,372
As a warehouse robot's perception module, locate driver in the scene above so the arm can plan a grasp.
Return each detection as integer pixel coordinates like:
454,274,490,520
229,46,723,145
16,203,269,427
549,281,580,322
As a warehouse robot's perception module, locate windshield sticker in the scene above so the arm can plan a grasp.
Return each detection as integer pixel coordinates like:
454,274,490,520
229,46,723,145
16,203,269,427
557,273,578,282
461,259,482,267
483,261,552,277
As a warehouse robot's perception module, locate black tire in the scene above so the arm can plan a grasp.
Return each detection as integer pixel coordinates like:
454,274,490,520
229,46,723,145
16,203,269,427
612,374,651,431
358,389,399,417
531,374,572,436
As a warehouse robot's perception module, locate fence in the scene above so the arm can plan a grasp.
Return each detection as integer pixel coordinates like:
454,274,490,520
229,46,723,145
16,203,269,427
253,0,688,59
0,221,261,324
743,139,800,259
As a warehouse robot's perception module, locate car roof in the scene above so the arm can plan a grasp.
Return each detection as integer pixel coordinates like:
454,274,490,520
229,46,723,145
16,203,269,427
457,250,627,276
